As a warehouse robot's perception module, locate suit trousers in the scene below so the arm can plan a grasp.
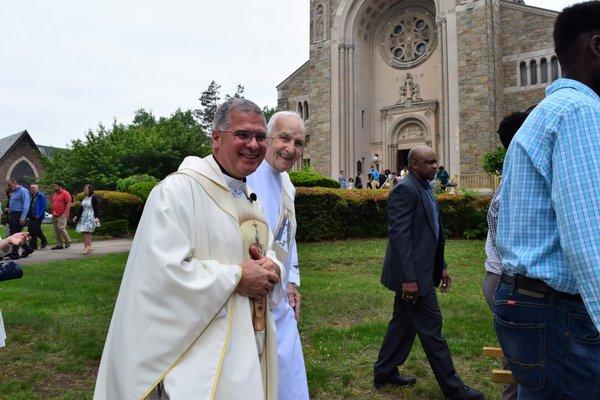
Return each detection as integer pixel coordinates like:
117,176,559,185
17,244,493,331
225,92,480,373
27,217,47,249
8,212,29,256
374,285,463,395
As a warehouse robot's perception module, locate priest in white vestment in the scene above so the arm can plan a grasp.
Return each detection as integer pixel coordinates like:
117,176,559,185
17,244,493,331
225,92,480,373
94,99,286,400
247,111,309,400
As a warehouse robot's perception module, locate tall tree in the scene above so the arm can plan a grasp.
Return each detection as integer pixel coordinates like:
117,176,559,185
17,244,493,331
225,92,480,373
193,80,221,132
225,84,245,100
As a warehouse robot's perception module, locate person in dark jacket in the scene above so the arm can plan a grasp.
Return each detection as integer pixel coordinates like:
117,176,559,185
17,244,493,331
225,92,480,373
354,172,363,189
74,184,100,254
27,184,48,250
374,146,483,400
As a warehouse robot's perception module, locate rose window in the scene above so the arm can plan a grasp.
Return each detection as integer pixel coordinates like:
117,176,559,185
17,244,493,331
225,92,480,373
378,8,437,69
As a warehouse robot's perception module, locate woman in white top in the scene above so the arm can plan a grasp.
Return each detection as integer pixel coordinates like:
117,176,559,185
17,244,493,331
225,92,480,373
0,231,30,347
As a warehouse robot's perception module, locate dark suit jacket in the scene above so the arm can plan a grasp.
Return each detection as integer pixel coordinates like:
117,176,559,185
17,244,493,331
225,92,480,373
381,173,446,296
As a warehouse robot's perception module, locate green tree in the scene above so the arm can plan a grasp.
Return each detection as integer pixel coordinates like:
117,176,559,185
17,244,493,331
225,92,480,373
263,105,277,123
225,84,245,100
42,109,211,191
482,146,507,175
193,80,221,132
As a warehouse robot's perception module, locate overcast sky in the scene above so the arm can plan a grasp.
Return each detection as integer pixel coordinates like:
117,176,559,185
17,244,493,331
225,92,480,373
0,0,579,148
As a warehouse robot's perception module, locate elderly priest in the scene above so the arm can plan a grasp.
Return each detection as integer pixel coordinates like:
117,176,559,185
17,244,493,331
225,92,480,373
94,98,285,400
247,111,309,400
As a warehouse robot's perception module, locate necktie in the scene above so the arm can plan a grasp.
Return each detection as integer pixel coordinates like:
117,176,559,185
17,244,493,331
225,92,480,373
424,188,440,238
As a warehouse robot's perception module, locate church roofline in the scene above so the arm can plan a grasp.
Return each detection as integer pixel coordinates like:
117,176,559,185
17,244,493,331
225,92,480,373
0,130,38,163
276,60,310,90
500,1,559,18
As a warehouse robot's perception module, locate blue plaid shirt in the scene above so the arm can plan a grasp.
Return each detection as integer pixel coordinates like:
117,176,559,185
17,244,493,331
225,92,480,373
498,78,600,330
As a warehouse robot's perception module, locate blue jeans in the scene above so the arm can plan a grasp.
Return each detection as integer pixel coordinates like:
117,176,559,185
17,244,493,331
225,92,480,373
493,281,600,399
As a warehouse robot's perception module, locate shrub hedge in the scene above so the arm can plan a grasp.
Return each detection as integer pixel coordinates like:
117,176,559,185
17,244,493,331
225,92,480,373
116,174,159,193
95,219,129,237
289,168,339,188
71,190,143,228
295,187,490,241
128,181,156,202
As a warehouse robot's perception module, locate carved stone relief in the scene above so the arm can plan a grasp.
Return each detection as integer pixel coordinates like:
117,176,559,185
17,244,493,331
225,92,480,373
313,1,327,43
396,121,425,141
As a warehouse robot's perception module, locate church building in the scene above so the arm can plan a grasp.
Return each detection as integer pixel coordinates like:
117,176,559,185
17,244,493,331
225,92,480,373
277,0,560,188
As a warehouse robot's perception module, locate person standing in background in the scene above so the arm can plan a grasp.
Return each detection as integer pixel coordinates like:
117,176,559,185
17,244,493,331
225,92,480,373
7,179,31,260
481,111,528,400
50,182,72,250
338,170,347,189
27,184,48,250
74,184,100,254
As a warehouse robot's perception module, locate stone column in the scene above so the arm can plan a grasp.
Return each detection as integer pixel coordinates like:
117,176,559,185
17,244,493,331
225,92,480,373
388,145,397,173
338,43,347,177
347,44,355,176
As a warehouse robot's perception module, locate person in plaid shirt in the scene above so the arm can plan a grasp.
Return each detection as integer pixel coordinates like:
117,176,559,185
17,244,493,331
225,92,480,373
494,2,600,398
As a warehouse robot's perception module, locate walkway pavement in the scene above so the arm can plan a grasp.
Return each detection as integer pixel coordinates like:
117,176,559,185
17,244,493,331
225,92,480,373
15,239,133,266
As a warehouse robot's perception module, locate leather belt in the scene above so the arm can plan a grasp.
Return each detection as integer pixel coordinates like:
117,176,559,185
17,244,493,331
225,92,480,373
500,273,582,303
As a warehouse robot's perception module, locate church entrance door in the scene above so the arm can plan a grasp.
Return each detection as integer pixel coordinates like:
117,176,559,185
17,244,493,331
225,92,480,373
397,149,410,172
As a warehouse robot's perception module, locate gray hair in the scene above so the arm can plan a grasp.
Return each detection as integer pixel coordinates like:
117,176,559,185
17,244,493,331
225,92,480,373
212,98,265,131
267,110,304,135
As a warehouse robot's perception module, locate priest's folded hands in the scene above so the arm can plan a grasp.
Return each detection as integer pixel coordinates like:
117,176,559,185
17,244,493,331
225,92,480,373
236,256,281,299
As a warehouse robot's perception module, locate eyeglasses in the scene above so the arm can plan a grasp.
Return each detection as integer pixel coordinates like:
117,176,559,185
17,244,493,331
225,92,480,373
219,130,268,143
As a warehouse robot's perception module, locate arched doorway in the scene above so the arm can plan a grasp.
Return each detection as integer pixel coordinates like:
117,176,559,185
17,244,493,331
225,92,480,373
391,118,429,173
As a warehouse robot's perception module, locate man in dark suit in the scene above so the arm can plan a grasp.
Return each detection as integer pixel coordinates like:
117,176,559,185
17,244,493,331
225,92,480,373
374,146,484,400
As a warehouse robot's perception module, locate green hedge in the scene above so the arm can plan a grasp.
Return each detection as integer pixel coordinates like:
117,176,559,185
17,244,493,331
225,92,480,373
295,187,490,241
116,174,159,193
289,168,339,188
95,219,129,237
71,190,143,228
128,181,156,202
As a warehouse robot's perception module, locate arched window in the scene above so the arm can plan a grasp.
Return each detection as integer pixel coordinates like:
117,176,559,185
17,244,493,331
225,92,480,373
530,60,538,85
540,58,548,83
303,101,309,120
9,159,36,189
519,61,527,87
551,56,559,81
297,102,303,119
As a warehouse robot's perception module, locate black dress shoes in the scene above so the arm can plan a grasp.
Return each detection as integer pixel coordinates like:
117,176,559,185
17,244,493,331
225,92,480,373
445,385,485,400
374,375,417,389
20,248,33,258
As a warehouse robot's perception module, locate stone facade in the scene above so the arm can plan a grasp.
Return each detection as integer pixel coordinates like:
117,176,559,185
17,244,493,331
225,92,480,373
277,0,559,188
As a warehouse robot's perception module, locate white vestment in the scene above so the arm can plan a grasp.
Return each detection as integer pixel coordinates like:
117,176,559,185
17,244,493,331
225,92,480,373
0,310,5,347
1,245,8,348
94,155,284,400
247,161,309,400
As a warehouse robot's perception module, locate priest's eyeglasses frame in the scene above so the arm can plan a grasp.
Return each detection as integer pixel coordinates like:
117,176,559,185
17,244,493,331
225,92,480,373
218,130,268,143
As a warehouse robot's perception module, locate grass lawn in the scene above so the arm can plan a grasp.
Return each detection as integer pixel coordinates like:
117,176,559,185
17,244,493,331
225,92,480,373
0,239,501,399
